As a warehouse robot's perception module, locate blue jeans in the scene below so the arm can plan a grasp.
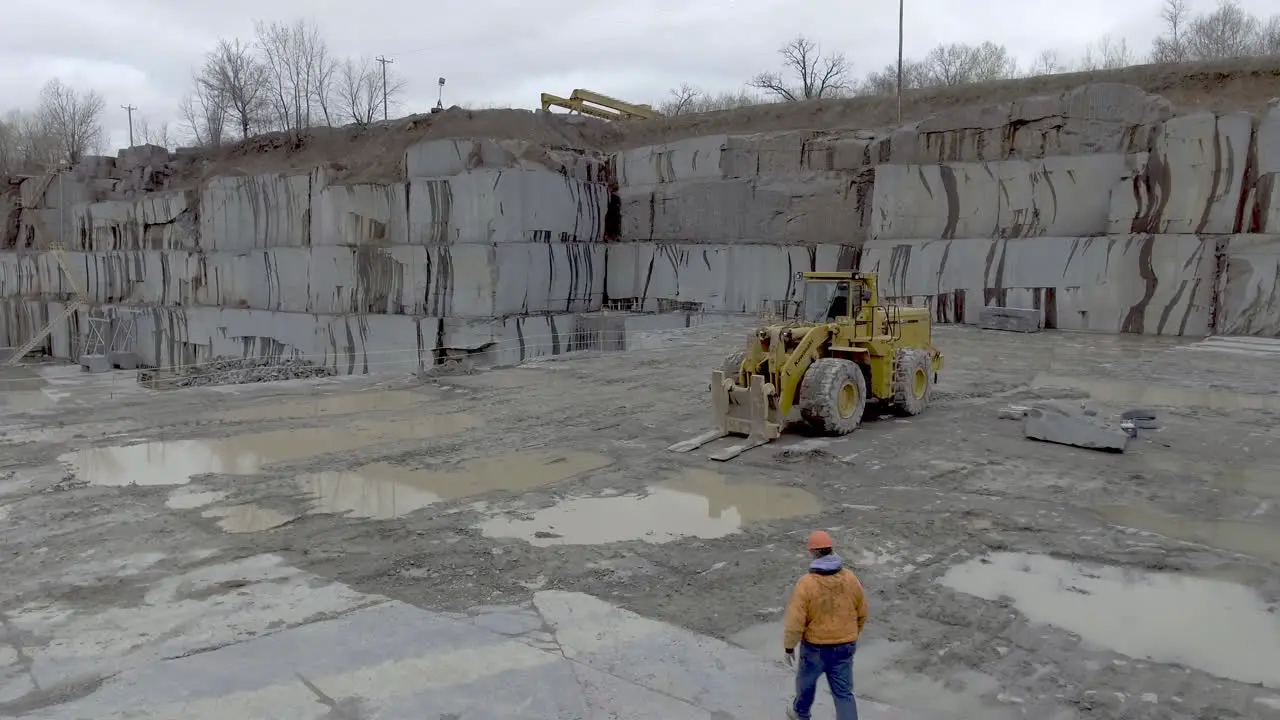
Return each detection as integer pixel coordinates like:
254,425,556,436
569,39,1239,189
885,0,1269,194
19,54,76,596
793,641,858,720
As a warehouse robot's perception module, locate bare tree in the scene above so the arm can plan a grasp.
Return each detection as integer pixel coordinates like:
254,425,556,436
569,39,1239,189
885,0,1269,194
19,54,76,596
254,19,335,132
1185,0,1259,59
920,42,1017,86
310,41,339,126
750,36,851,101
178,78,228,148
1259,15,1280,54
857,60,928,96
198,38,268,140
658,84,762,115
0,113,21,176
36,79,105,165
1077,35,1134,70
1150,0,1192,62
1025,49,1068,76
134,117,175,149
334,57,405,125
659,83,701,116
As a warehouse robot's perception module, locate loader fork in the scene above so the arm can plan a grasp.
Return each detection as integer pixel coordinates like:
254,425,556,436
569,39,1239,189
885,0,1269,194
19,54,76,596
668,372,782,461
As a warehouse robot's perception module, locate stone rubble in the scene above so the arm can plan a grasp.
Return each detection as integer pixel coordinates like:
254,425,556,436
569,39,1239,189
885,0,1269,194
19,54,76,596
171,357,334,388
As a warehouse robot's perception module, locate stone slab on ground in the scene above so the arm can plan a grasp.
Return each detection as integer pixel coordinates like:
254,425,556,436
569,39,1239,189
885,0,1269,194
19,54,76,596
23,557,919,720
1023,407,1129,452
77,354,111,373
979,306,1042,333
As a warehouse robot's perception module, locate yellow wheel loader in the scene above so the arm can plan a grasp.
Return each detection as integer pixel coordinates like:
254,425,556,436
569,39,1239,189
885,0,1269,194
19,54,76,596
669,271,943,461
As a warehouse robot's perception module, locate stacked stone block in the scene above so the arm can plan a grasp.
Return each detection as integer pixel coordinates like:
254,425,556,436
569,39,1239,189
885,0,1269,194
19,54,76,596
606,85,1280,336
3,82,1280,374
858,88,1280,335
0,139,619,371
607,132,866,314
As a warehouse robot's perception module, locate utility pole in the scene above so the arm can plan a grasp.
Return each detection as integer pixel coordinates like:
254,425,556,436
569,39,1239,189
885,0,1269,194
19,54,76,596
121,105,137,146
375,56,393,121
896,0,904,123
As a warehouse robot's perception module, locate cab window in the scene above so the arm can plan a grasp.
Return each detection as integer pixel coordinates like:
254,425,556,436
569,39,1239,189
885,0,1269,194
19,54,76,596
802,281,851,323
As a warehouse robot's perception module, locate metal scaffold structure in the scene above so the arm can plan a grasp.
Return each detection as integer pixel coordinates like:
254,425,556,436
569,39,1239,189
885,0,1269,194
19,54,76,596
4,240,90,366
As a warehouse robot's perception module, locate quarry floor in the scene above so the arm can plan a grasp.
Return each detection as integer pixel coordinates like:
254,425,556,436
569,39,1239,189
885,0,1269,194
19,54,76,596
0,323,1278,719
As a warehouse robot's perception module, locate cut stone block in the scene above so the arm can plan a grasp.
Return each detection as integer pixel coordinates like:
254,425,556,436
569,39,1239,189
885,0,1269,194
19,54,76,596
860,234,1216,335
605,242,850,314
871,155,1136,241
408,169,605,244
1214,234,1280,336
979,306,1042,332
108,351,140,369
199,173,312,250
310,182,408,246
1023,407,1129,452
79,354,111,373
615,135,728,187
1108,111,1253,235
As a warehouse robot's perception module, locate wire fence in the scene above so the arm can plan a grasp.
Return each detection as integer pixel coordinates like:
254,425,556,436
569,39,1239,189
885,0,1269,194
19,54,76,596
0,319,757,400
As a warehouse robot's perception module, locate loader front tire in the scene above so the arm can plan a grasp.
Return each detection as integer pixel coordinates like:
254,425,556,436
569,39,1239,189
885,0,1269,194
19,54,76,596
799,358,867,436
891,348,933,416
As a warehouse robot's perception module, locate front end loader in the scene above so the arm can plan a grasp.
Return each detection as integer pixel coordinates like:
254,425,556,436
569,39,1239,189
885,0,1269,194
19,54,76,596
669,271,944,461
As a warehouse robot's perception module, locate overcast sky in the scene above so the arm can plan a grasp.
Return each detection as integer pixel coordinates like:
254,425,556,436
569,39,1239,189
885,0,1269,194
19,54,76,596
1,0,1274,153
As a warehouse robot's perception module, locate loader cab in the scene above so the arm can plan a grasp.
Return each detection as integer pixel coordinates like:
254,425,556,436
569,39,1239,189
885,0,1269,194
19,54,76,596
798,272,875,324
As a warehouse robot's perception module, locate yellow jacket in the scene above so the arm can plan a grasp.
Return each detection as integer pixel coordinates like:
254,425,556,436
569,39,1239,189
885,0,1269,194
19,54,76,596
783,559,868,649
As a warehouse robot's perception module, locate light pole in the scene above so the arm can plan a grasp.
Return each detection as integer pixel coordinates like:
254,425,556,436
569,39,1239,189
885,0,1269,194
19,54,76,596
896,0,904,123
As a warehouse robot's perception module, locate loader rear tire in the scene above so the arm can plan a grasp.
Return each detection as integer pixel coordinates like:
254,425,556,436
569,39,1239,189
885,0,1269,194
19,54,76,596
891,348,933,416
799,358,867,436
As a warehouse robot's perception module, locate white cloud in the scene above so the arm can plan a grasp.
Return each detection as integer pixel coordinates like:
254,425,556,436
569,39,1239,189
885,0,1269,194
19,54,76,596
0,0,1275,154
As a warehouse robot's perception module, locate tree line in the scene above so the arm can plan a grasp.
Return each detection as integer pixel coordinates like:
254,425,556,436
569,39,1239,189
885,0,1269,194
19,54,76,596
179,19,407,147
2,0,1278,175
0,17,407,176
659,0,1280,114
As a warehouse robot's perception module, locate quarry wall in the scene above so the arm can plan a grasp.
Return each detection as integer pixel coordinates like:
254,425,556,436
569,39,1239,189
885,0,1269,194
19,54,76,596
612,84,1280,336
0,140,630,372
1,80,1279,374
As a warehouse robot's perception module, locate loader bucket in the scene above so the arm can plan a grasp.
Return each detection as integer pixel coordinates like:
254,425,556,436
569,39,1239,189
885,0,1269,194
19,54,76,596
668,372,784,461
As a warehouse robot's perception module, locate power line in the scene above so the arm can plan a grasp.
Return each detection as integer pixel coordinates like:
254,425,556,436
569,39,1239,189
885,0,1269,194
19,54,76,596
121,104,137,147
375,56,394,121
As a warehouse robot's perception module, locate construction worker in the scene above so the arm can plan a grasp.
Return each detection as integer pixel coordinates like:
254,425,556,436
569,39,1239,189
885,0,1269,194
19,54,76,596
783,530,868,720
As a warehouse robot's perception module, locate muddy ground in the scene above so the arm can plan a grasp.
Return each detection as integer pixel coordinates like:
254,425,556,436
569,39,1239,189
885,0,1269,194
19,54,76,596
1,324,1278,719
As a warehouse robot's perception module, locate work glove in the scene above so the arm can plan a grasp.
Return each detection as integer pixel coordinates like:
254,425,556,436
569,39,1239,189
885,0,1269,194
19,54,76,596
784,648,795,668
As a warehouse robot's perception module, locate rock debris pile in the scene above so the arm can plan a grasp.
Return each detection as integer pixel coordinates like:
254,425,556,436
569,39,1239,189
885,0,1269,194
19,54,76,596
165,357,334,388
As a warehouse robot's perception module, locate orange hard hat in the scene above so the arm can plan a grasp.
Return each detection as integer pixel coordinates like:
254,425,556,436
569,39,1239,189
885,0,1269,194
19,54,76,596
807,530,833,550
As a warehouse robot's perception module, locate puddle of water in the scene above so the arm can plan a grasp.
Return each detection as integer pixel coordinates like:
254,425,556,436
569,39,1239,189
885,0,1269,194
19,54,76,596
213,390,430,422
301,449,615,520
0,391,56,414
1096,504,1280,564
1031,374,1280,412
166,490,228,510
57,414,481,487
478,468,821,546
940,552,1280,688
1216,466,1280,499
1140,455,1280,500
201,504,295,533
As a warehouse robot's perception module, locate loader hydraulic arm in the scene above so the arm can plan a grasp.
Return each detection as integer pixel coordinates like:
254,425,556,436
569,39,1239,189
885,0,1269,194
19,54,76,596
772,324,834,420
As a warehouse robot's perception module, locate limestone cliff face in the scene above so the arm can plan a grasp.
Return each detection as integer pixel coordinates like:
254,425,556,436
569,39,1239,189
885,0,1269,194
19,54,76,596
2,80,1280,370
